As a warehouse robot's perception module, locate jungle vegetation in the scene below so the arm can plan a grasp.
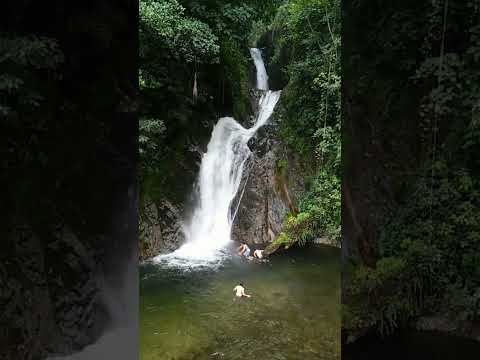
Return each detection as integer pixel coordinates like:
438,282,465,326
342,0,480,341
139,0,341,255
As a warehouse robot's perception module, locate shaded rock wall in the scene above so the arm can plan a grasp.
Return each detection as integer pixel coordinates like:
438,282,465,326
140,200,185,259
232,92,304,247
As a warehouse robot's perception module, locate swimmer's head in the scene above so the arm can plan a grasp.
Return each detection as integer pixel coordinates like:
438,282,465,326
239,282,244,287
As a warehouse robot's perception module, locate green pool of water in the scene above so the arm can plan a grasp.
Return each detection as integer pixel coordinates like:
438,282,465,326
140,245,340,360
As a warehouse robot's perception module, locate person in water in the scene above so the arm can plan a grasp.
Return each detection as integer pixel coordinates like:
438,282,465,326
253,249,264,259
233,282,251,298
237,243,250,257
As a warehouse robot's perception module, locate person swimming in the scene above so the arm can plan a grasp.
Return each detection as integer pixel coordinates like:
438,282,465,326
233,282,251,298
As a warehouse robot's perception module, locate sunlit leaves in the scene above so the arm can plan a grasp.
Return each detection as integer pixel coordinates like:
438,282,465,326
140,0,219,64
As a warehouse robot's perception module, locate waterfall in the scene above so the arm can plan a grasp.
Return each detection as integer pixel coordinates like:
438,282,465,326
250,48,269,90
155,48,280,266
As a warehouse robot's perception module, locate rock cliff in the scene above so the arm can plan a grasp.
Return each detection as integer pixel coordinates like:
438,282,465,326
231,92,304,247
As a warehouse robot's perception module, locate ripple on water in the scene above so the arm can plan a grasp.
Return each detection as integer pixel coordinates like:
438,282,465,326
150,247,234,272
140,246,341,360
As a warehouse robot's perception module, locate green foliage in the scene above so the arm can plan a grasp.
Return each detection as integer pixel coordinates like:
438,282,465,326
139,118,166,172
248,19,267,47
276,158,288,177
344,166,480,338
185,0,279,43
0,36,63,118
273,0,340,155
344,241,445,339
301,170,341,242
138,0,276,178
216,3,256,43
138,0,221,193
0,36,64,69
140,0,219,64
183,0,279,119
383,165,480,310
266,0,341,250
0,35,64,191
138,0,283,239
220,38,250,120
313,122,341,171
343,257,418,341
272,169,340,250
138,0,342,260
343,0,480,339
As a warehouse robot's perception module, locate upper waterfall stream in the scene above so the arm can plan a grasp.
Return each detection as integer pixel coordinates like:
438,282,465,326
249,48,269,90
154,48,280,267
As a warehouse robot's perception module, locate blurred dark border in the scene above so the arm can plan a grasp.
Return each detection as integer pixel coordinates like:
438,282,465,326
342,0,480,354
1,1,138,359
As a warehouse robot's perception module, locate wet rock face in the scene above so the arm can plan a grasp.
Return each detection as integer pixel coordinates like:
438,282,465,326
138,133,202,259
231,114,304,247
231,148,286,245
139,200,185,260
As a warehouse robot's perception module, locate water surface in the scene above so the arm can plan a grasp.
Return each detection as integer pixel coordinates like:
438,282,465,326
140,245,340,360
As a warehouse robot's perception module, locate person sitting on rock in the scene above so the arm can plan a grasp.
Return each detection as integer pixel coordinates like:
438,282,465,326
233,282,251,298
237,243,250,257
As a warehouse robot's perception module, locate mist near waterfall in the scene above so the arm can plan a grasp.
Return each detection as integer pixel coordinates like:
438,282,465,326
154,48,280,267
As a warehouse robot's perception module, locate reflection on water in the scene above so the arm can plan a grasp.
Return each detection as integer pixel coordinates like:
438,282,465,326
140,245,340,360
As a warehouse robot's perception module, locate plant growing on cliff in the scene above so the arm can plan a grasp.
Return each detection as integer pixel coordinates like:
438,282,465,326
139,118,166,172
269,168,340,251
265,0,341,252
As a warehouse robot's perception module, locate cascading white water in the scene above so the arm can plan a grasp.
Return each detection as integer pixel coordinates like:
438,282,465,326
155,48,280,267
250,48,269,90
